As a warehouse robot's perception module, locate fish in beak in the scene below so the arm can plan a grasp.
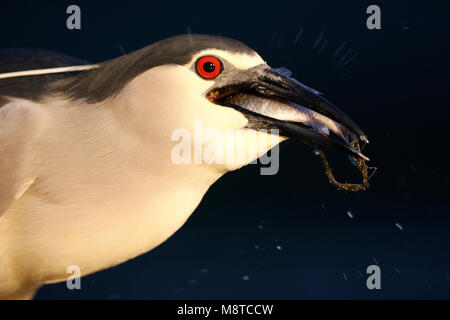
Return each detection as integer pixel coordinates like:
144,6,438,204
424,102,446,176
207,64,369,161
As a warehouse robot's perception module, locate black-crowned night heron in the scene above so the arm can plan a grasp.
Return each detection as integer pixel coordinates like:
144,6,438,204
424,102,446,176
0,34,368,299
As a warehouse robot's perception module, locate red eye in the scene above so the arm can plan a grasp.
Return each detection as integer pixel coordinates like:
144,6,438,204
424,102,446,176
196,56,221,79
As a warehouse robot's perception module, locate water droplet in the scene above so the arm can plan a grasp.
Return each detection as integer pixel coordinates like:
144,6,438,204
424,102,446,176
395,223,404,230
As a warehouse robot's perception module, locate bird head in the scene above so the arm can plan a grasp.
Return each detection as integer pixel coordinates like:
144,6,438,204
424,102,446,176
56,34,369,173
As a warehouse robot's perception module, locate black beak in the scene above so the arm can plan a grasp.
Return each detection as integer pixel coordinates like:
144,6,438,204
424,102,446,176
207,64,369,161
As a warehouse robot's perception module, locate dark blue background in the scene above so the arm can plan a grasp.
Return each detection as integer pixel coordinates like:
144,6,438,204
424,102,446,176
1,0,449,299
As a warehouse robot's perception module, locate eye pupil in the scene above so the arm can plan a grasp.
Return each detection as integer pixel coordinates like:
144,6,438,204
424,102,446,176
203,62,215,73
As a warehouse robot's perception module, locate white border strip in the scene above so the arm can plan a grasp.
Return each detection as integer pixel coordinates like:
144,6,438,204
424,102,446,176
0,64,100,79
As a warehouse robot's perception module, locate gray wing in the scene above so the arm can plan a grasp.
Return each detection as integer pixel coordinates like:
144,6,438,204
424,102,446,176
0,48,89,104
1,49,87,216
0,98,40,218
